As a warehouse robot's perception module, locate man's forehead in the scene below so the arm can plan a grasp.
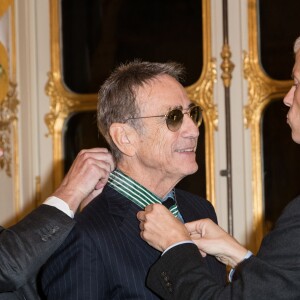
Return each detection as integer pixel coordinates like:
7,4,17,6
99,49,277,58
293,52,300,80
136,81,191,111
139,101,194,113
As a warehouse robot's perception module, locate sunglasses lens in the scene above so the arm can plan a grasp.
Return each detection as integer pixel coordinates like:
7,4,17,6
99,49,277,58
166,109,183,131
190,106,203,126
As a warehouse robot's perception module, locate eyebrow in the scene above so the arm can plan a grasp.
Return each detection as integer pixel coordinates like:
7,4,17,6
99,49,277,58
168,103,196,111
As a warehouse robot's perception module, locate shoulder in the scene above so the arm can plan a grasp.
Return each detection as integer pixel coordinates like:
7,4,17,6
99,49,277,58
175,188,214,208
272,194,300,230
175,188,217,223
281,195,300,215
74,186,129,232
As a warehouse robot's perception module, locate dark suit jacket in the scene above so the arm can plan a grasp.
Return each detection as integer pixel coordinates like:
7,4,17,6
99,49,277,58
147,195,300,299
40,186,226,299
0,205,74,300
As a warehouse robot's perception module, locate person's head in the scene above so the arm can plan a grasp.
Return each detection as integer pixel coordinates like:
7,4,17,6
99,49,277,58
283,37,300,143
97,60,202,186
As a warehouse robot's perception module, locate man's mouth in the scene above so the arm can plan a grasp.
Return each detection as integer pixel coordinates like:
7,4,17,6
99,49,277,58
175,147,196,153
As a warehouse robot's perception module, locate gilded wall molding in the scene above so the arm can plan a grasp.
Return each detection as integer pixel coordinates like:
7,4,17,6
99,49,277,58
245,0,291,252
0,81,18,176
221,43,235,88
0,0,13,18
187,57,218,205
187,58,218,131
45,72,81,137
48,0,218,206
0,1,18,181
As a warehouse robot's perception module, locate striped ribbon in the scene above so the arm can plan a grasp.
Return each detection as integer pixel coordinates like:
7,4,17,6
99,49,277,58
107,169,179,217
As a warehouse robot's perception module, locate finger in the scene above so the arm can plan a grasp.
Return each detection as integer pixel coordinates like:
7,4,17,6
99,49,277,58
190,233,201,240
78,148,109,154
94,170,111,190
144,204,154,212
137,211,145,221
77,150,114,170
199,250,207,257
185,221,199,234
139,221,144,231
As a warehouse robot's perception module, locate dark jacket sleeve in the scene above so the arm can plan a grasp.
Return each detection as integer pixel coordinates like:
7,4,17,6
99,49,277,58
147,196,300,300
0,204,75,292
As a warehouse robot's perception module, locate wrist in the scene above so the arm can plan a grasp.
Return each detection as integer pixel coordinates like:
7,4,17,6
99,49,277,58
52,186,83,212
229,246,249,268
163,235,191,251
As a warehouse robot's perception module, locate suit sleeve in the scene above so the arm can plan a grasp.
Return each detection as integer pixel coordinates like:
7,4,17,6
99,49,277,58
0,204,74,292
147,196,300,299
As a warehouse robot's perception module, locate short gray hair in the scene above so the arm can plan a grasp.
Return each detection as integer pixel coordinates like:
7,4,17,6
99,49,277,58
294,36,300,53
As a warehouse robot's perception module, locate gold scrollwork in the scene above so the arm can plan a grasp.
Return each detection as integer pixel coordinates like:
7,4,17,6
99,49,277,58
44,72,81,137
0,42,9,105
0,81,19,176
221,43,235,88
0,0,13,18
187,57,218,205
187,58,218,130
243,51,280,129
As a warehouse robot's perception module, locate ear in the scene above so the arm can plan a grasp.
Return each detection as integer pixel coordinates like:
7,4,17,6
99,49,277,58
109,123,137,157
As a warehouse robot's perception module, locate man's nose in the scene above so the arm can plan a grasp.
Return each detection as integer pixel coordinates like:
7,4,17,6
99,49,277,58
181,113,200,137
283,86,295,107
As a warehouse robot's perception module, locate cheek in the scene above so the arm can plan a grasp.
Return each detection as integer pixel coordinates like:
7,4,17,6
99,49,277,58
154,131,175,162
290,99,300,119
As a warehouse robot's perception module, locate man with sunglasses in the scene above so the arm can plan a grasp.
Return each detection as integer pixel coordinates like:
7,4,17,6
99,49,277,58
40,60,226,299
136,37,300,299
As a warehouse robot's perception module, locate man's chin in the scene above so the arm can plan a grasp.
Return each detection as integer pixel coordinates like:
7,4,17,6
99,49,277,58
291,132,300,144
184,164,199,176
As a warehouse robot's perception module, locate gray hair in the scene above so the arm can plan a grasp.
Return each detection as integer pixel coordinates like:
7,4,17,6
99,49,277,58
294,36,300,53
97,60,185,162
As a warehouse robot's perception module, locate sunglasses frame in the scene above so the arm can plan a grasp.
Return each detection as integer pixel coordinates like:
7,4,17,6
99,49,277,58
125,105,203,132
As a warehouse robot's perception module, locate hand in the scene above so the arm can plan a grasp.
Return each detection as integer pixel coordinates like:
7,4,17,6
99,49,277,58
52,148,115,212
185,218,248,268
137,204,191,252
0,148,3,158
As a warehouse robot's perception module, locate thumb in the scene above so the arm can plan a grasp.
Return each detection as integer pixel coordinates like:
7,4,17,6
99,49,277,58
185,221,200,234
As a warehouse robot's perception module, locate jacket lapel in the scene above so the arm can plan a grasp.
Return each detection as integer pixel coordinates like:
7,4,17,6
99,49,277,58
106,186,160,260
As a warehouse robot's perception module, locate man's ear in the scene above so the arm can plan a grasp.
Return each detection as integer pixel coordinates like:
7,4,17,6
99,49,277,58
109,123,137,157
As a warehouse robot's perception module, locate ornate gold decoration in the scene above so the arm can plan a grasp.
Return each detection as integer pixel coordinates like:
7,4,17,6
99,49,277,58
0,81,19,176
245,0,291,252
221,43,235,88
187,58,218,130
45,72,81,137
35,175,42,206
47,0,218,207
0,0,12,18
187,56,218,205
0,43,9,104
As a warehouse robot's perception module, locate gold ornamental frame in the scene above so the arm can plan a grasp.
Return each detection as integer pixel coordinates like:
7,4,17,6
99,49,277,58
0,0,20,221
46,0,218,206
245,0,292,251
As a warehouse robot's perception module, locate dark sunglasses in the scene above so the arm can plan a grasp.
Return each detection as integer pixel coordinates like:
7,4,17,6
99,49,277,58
125,105,203,132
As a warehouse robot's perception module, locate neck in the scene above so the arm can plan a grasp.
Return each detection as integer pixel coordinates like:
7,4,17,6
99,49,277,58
117,161,180,198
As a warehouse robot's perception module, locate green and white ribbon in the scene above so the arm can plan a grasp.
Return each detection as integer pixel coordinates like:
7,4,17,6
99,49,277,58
108,169,179,217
